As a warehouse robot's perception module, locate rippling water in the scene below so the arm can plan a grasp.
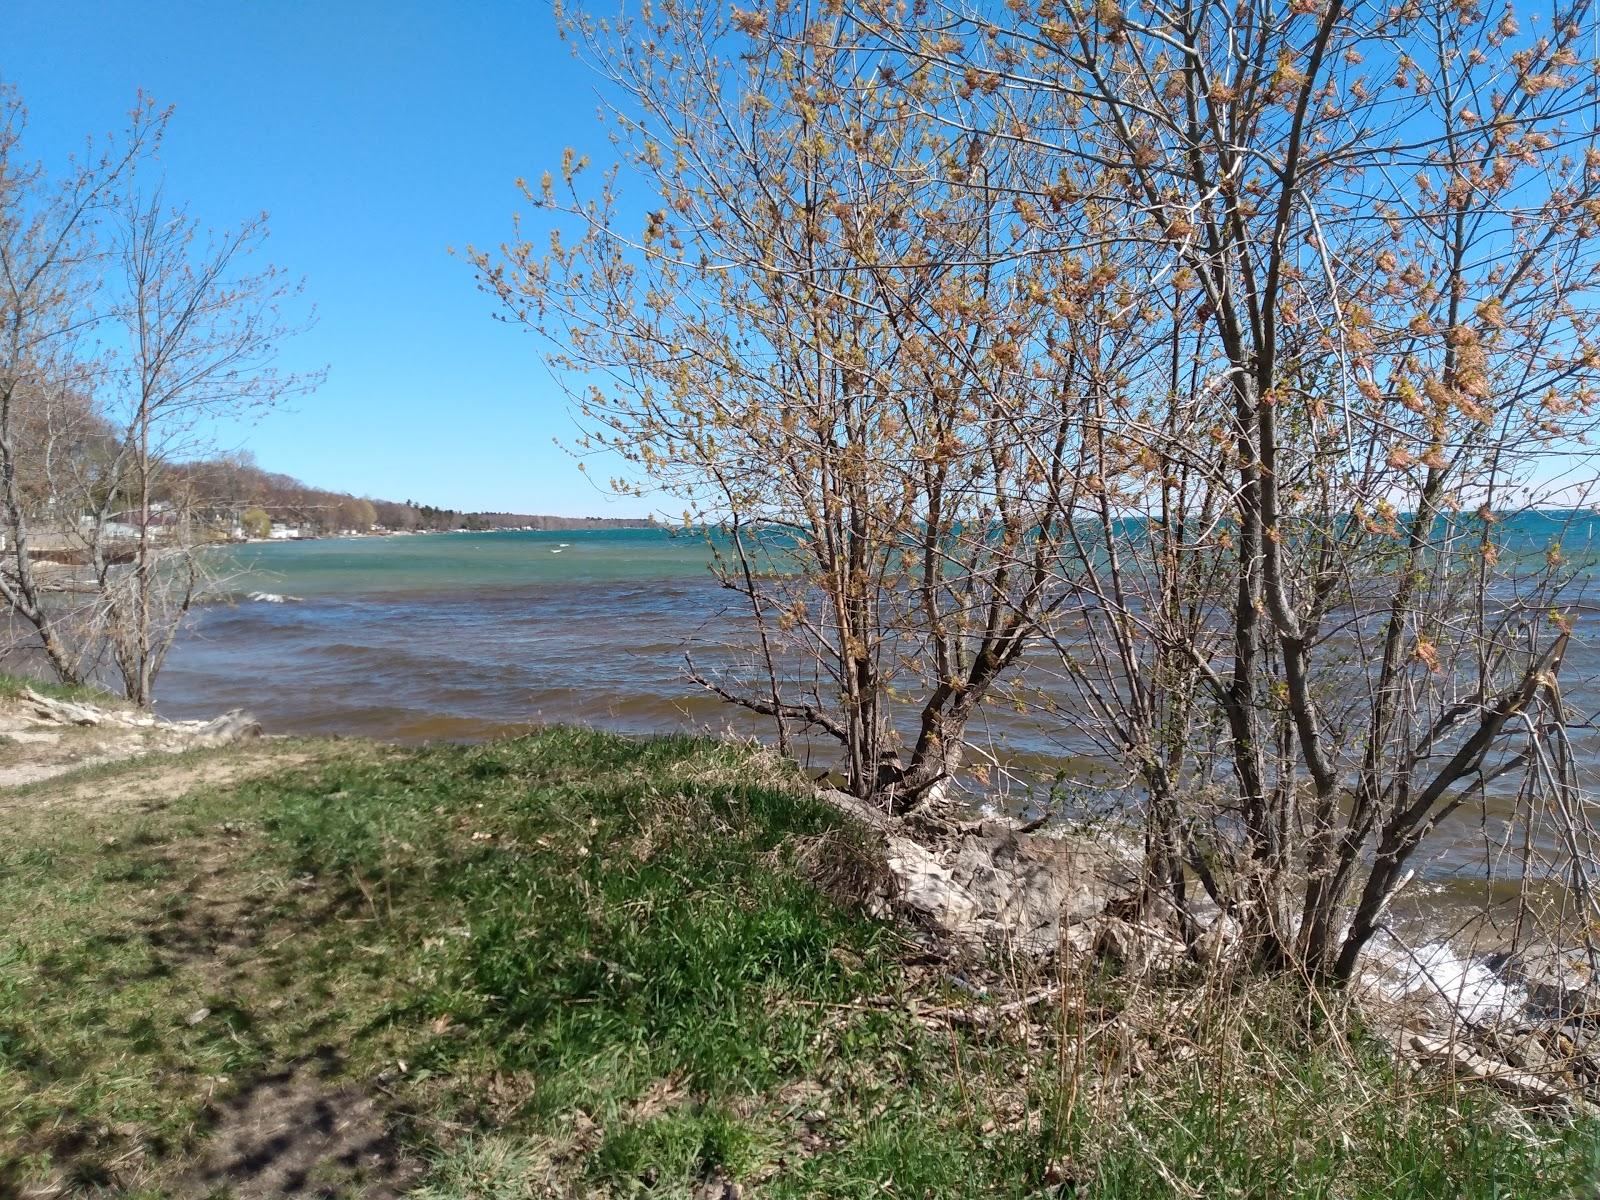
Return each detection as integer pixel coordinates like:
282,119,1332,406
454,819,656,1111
154,522,1600,886
157,530,741,741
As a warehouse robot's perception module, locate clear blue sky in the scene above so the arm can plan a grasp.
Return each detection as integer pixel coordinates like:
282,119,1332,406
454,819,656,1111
7,0,643,516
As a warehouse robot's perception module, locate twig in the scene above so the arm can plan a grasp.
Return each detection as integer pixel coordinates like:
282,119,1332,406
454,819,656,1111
920,983,1067,1027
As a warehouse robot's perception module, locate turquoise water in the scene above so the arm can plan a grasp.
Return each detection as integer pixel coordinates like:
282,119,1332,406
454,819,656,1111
163,517,1600,751
216,510,1600,599
149,517,1600,890
218,528,716,596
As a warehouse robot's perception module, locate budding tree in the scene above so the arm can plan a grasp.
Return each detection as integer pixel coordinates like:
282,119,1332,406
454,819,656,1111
474,2,1114,810
867,0,1600,976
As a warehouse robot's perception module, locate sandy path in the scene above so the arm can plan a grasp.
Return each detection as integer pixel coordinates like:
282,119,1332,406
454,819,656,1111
0,743,327,813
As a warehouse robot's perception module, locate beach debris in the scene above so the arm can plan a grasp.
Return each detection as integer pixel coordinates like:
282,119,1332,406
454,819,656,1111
18,690,112,727
816,787,1133,956
817,782,1600,1109
20,687,262,745
1405,1030,1592,1111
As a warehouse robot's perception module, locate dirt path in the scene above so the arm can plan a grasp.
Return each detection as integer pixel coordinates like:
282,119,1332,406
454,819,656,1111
0,721,142,789
1,705,417,1199
0,742,324,815
0,684,300,801
176,1063,417,1200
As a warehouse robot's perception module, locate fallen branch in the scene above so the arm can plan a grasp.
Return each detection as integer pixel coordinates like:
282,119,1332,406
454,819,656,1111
919,983,1067,1027
23,690,114,727
1405,1032,1592,1111
21,687,261,744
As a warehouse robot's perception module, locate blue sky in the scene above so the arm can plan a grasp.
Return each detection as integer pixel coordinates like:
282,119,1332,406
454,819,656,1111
7,0,643,516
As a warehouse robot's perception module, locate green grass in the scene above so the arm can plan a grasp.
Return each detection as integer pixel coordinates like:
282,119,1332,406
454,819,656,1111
1,728,1596,1197
0,670,121,705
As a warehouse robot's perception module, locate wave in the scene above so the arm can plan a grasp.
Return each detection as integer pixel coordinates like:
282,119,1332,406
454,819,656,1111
195,589,304,605
1364,937,1526,1024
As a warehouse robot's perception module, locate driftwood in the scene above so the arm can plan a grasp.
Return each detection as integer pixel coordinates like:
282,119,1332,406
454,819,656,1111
816,785,1600,1113
22,687,261,744
22,691,114,727
919,984,1067,1028
1406,1032,1594,1112
813,786,1134,956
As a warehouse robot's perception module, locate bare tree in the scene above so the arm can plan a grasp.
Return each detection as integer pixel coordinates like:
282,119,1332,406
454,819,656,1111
97,171,314,704
1,88,318,704
0,84,148,683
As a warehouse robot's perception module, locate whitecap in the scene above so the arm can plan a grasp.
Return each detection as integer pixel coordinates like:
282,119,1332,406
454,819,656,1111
1366,938,1526,1025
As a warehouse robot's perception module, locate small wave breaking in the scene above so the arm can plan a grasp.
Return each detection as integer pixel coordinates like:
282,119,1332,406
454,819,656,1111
1366,938,1528,1024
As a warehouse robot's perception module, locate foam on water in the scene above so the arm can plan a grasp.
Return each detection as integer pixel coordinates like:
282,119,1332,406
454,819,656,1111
1366,936,1527,1024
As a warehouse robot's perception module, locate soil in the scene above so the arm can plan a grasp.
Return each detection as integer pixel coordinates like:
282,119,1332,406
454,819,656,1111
0,743,320,814
177,1064,417,1200
0,722,139,788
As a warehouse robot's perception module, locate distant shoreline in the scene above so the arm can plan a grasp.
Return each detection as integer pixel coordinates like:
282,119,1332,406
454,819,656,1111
242,523,658,544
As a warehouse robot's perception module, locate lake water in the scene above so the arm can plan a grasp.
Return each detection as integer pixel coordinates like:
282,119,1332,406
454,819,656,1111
157,529,735,741
154,521,1600,890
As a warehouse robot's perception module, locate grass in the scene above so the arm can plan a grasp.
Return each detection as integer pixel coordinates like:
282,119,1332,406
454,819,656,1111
1,727,1596,1197
0,670,121,705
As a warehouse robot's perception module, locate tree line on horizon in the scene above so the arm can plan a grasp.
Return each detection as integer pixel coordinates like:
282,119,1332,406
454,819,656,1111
169,451,656,535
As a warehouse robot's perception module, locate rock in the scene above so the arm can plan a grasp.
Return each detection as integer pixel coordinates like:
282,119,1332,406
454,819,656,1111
20,688,261,745
19,688,260,746
821,787,1133,956
189,710,263,747
1486,944,1599,1022
946,825,1129,955
1,687,267,790
24,691,104,725
1561,1019,1600,1056
885,835,980,932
